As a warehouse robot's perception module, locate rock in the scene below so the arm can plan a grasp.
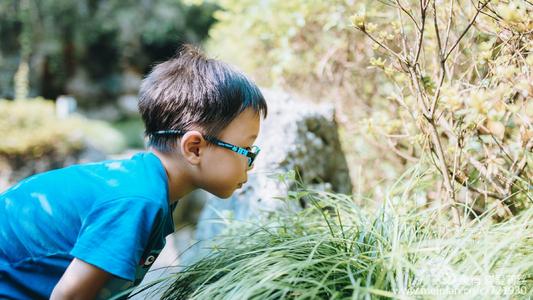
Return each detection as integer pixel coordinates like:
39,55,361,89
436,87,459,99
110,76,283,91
194,89,351,236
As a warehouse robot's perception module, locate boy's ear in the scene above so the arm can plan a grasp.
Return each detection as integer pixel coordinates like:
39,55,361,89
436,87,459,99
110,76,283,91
180,131,205,165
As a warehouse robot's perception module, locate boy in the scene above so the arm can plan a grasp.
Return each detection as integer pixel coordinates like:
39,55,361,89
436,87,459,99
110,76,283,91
0,45,267,299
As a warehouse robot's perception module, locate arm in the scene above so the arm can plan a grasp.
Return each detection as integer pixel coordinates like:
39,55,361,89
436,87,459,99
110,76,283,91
50,258,112,300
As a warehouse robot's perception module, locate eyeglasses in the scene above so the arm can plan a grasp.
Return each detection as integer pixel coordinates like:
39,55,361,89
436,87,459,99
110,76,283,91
149,129,260,168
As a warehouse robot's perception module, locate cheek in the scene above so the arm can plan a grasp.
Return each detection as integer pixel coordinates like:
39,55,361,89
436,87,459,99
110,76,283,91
205,166,242,199
222,157,245,183
203,151,243,187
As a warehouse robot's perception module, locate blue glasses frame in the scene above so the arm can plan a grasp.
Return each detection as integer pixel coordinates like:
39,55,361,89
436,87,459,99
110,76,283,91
149,129,260,167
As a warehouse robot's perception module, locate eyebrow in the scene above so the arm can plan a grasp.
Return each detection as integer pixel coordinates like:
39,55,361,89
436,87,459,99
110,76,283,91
249,134,257,140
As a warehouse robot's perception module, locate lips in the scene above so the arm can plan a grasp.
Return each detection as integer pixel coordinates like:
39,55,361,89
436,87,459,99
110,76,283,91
237,181,247,188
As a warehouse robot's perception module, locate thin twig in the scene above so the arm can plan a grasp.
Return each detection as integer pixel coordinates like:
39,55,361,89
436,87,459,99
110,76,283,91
414,1,429,64
443,0,492,62
437,117,519,215
505,139,533,195
443,0,455,51
468,156,507,196
394,0,421,31
429,1,446,117
451,170,503,199
355,29,408,65
386,138,420,163
408,68,430,116
426,118,462,226
433,1,444,58
451,168,513,217
430,68,446,117
395,0,410,57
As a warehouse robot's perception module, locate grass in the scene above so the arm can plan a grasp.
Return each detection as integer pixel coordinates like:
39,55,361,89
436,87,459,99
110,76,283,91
130,166,532,299
151,194,531,299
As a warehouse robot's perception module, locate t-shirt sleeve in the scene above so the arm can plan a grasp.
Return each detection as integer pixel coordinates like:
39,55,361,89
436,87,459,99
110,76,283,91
70,197,164,281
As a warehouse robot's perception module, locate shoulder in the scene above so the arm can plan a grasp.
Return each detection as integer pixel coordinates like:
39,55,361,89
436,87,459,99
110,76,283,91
95,196,168,215
84,152,168,201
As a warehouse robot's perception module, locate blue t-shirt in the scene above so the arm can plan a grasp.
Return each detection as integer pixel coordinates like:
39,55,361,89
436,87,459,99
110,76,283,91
0,152,175,299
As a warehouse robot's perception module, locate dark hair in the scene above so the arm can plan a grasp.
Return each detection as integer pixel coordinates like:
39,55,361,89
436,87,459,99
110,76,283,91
138,44,267,152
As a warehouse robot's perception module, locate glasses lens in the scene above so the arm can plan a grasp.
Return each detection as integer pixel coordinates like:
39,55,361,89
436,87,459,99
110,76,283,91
249,146,260,167
251,145,260,154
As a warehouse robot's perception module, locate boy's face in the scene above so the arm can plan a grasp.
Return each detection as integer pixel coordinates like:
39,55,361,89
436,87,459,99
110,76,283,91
199,108,260,198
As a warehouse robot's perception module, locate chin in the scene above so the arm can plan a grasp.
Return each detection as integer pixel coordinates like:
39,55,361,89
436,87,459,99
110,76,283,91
211,189,235,199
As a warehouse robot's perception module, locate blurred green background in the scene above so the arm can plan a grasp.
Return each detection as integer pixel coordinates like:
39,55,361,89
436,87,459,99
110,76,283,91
0,0,217,103
1,0,531,218
0,0,218,154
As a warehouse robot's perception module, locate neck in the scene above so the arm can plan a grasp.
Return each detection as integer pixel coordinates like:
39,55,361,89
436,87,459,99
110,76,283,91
150,148,197,205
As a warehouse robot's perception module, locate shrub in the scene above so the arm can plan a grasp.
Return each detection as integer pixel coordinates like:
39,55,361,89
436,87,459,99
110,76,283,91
207,0,532,221
0,98,126,185
350,0,532,222
0,98,84,157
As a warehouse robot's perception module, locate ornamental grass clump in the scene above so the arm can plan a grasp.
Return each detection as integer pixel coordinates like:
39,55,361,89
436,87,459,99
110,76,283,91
161,192,422,299
156,185,532,299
